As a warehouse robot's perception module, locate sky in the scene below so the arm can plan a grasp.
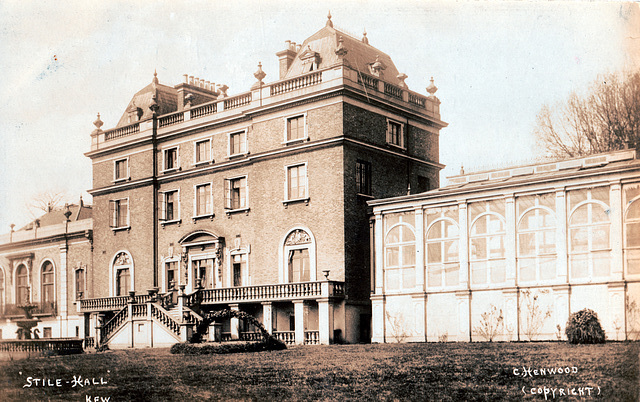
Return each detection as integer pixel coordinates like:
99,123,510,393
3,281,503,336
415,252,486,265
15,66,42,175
0,1,638,230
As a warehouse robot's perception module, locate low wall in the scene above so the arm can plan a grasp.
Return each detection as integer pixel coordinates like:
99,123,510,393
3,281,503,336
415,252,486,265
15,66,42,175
0,338,84,360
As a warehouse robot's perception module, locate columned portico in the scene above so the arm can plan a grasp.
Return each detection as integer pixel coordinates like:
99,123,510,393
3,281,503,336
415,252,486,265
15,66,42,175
293,300,305,345
229,303,240,340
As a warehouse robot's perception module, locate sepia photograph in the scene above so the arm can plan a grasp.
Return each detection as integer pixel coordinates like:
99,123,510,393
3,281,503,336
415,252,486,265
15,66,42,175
0,1,638,400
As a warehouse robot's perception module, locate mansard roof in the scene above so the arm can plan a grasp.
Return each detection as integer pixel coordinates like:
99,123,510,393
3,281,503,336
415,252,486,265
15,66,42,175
116,73,178,128
283,24,404,87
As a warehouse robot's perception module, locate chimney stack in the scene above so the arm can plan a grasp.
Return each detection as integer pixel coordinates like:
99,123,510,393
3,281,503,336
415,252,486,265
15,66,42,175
276,40,298,79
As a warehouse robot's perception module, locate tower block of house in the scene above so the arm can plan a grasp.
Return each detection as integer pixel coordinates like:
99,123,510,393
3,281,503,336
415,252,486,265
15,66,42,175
80,15,446,347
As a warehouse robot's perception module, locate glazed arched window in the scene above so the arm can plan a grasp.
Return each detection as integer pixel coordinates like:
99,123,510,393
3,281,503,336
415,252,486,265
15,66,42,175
426,218,459,288
517,206,556,282
41,261,54,304
112,252,133,296
16,264,29,304
283,229,316,283
469,200,506,285
568,188,610,280
385,215,416,291
624,197,640,276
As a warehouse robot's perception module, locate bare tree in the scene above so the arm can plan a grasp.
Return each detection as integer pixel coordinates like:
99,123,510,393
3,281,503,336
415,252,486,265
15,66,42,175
25,190,68,220
535,70,640,158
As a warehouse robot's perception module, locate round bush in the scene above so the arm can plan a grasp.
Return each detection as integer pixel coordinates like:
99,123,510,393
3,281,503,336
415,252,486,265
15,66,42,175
565,309,606,344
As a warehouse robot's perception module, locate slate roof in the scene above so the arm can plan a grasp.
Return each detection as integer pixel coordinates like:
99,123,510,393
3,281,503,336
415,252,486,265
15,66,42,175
116,75,178,127
20,201,92,231
283,24,404,87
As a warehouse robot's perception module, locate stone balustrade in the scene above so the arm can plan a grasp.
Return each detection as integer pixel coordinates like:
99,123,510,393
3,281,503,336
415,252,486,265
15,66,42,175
79,294,151,312
195,280,345,305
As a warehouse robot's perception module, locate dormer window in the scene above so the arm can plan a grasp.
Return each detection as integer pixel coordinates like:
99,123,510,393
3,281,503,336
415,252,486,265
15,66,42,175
299,46,321,73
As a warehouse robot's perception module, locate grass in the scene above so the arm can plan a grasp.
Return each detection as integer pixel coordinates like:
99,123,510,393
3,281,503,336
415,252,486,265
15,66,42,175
0,342,637,401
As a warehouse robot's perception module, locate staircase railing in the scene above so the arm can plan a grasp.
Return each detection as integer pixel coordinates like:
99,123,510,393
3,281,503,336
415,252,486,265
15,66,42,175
100,306,128,345
150,304,181,337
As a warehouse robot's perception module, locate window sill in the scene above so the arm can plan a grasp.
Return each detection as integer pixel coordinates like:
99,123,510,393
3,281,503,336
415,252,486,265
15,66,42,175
162,167,181,174
160,219,182,227
357,193,374,199
193,161,213,167
386,142,406,151
192,214,214,223
111,226,131,233
282,198,310,208
282,137,309,146
113,177,131,184
225,207,250,217
227,152,249,160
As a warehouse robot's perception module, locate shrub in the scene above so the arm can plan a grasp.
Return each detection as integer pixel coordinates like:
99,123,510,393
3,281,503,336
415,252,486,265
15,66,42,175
170,339,286,355
565,309,606,344
473,304,504,342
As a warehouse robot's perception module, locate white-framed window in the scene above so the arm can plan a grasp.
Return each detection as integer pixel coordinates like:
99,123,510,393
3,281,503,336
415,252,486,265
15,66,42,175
426,207,459,288
386,119,404,148
164,260,179,292
384,212,416,291
517,194,557,283
163,146,179,171
231,253,247,287
469,200,506,286
192,257,214,289
114,158,129,181
15,264,30,305
40,260,55,305
282,228,316,283
112,251,133,297
285,114,307,143
194,183,213,217
624,183,640,276
356,160,372,196
568,187,610,280
75,265,86,300
228,130,247,157
109,198,130,229
225,176,248,212
285,163,308,202
160,190,180,223
194,138,212,165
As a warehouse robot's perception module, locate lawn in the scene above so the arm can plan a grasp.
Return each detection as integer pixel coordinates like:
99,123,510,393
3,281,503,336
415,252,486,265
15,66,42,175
0,342,637,401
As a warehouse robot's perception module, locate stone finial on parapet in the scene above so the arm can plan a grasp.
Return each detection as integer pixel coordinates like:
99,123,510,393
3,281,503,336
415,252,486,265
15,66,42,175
397,73,408,88
251,62,267,90
217,84,229,97
426,76,438,96
326,11,333,28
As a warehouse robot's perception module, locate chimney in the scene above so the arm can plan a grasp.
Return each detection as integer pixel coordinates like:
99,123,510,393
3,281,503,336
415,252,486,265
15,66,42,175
276,40,297,79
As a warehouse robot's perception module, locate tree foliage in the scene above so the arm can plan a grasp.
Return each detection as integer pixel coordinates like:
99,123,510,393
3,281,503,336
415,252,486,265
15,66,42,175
565,309,606,344
535,70,640,158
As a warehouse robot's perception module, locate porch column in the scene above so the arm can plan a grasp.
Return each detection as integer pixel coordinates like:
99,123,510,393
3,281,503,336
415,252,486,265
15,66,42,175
458,202,469,288
318,298,334,345
229,303,240,340
608,283,625,340
553,285,570,340
414,207,425,291
262,302,273,334
371,295,385,343
456,290,471,342
609,182,623,281
293,300,305,345
374,213,384,294
504,195,516,287
59,244,69,337
555,189,568,283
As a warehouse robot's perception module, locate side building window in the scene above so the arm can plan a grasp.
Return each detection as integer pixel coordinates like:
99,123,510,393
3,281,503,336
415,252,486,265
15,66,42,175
426,207,459,288
194,183,213,217
568,187,610,280
356,160,372,196
160,190,180,222
16,264,29,304
114,158,129,181
384,212,415,291
41,261,55,307
283,228,315,283
225,176,248,211
386,119,404,148
163,147,179,171
109,198,129,229
469,200,506,286
75,265,86,300
286,163,308,201
517,194,557,283
195,139,211,164
112,252,133,297
286,115,306,142
229,130,247,156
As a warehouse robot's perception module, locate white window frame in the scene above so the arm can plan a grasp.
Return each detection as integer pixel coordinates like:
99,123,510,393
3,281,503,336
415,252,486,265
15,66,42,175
568,199,611,282
283,162,309,205
110,250,134,297
161,257,180,293
14,263,31,305
384,221,417,292
113,157,130,182
469,211,507,288
624,194,640,277
228,129,248,157
279,227,317,283
194,138,212,166
425,218,460,290
162,146,180,172
386,118,405,149
193,182,214,219
224,175,249,214
109,197,130,231
283,113,308,144
159,189,181,225
74,264,86,300
40,259,56,306
516,204,557,284
229,245,250,287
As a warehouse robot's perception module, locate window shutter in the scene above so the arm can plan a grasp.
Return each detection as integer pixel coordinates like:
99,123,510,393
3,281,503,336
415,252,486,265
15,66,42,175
244,178,249,208
109,200,116,228
159,192,166,220
224,179,231,209
386,121,391,143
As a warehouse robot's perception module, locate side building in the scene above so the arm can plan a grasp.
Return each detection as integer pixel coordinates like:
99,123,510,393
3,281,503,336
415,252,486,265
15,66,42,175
80,15,446,347
370,149,640,342
0,201,93,341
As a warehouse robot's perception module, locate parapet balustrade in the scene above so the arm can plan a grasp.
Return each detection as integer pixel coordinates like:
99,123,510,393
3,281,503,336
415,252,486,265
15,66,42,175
79,294,151,312
104,122,140,141
3,302,57,317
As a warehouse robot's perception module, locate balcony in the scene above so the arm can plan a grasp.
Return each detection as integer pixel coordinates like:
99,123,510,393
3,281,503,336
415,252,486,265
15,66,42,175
2,302,57,318
79,294,152,313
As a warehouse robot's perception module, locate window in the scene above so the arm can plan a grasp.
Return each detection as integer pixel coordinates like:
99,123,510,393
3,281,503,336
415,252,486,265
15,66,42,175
283,229,314,283
16,264,29,304
229,131,247,156
195,139,211,164
469,200,506,286
160,190,180,222
75,266,85,299
386,120,404,148
225,177,248,211
112,252,133,297
109,198,129,229
426,208,459,288
417,176,430,193
232,253,247,287
624,184,640,276
195,184,212,217
384,213,416,290
43,327,52,338
41,261,54,305
517,194,557,283
286,164,308,201
193,258,213,289
165,261,178,291
114,158,129,181
163,147,178,171
286,115,306,142
569,188,610,280
356,161,372,196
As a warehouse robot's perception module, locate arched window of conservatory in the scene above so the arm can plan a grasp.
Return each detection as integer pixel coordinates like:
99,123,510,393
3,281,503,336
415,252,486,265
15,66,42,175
384,212,416,291
517,193,557,283
469,200,506,286
568,188,610,280
112,251,134,296
624,190,640,276
426,208,459,288
41,261,55,305
283,228,316,283
16,264,29,304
